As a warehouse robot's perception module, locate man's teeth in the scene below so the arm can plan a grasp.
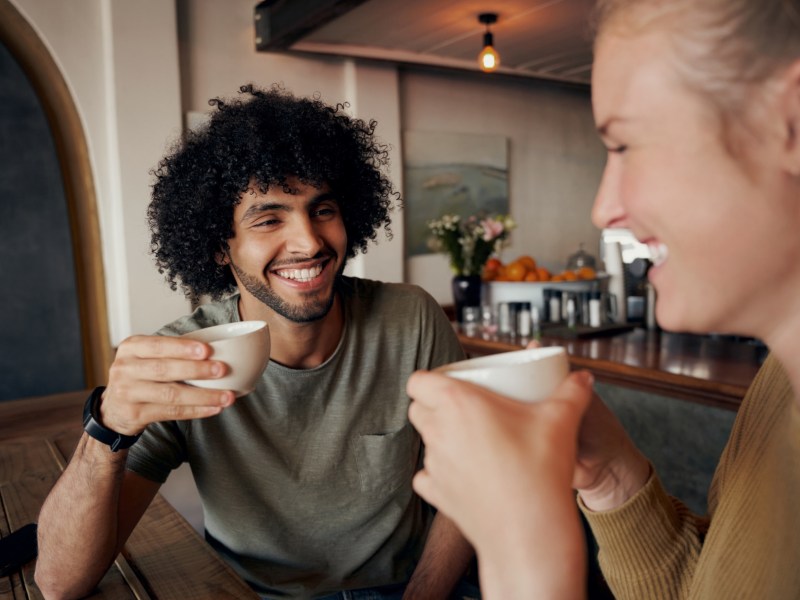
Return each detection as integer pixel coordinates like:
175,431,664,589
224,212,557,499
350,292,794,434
276,264,323,282
648,243,669,267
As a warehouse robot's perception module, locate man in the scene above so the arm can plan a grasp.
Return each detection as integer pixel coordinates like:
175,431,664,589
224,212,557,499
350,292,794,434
34,84,474,599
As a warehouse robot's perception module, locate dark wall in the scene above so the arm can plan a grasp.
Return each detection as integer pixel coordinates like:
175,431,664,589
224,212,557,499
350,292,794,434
0,40,84,401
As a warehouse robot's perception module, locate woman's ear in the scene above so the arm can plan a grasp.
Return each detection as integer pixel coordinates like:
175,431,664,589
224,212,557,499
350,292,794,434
779,59,800,176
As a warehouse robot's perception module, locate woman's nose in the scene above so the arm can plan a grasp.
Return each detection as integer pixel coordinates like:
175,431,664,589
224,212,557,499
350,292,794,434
591,159,627,230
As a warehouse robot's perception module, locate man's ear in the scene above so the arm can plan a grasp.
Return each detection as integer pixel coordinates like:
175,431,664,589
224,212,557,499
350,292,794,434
215,251,230,266
779,58,800,176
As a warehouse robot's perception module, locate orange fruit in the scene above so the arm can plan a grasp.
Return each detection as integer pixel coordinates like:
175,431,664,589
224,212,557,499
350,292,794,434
524,271,540,282
562,271,578,281
506,261,527,282
482,266,498,281
517,255,537,272
535,267,551,281
577,266,597,280
485,257,503,271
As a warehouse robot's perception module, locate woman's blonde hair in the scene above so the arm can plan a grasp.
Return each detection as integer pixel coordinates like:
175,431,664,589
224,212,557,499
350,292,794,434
594,0,800,154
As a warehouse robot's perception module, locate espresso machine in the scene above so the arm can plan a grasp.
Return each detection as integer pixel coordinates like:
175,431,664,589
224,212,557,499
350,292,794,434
599,228,653,325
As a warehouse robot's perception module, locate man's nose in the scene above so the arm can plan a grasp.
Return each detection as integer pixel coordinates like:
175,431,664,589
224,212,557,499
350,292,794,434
286,216,325,256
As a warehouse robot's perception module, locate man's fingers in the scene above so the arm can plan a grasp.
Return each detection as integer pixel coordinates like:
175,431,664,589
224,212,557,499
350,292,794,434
111,356,228,384
135,400,226,424
101,383,234,434
115,334,211,360
109,381,233,408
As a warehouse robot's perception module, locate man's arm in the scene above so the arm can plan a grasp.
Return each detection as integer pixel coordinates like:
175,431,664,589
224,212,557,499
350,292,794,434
35,435,160,599
34,335,233,599
403,512,474,599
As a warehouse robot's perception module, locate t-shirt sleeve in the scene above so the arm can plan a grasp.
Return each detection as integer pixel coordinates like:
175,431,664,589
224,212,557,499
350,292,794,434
416,289,466,370
579,470,709,599
126,420,188,483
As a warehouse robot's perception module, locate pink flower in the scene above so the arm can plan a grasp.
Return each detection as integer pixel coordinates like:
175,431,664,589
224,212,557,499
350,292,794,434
481,218,504,242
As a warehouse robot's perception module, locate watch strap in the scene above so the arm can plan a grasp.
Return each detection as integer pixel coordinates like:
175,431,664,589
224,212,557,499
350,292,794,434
82,386,141,452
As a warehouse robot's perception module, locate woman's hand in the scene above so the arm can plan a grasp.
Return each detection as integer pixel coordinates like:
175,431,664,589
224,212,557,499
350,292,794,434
572,392,651,511
100,335,235,435
523,341,651,512
407,369,594,599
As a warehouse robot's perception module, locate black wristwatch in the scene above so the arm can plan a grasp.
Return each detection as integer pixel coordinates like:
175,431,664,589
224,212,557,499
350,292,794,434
82,386,141,452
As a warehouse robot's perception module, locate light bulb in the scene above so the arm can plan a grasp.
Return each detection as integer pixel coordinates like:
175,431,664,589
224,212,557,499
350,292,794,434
479,45,499,72
477,27,499,73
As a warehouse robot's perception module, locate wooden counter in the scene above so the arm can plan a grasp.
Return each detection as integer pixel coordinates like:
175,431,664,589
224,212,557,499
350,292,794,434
456,327,768,411
0,390,258,600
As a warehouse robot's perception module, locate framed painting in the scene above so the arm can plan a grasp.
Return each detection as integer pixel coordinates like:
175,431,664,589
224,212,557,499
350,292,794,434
403,131,509,257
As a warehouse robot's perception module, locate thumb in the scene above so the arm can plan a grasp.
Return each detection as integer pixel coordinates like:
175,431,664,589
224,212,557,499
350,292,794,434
549,370,594,416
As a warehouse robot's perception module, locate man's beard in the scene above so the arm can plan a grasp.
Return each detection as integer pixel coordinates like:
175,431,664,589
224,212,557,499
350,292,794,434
230,258,344,323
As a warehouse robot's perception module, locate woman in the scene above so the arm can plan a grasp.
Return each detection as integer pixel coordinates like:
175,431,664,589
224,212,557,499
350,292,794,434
407,0,800,597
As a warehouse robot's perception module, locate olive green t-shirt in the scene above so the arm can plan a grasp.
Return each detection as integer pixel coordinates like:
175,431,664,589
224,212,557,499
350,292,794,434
125,277,464,598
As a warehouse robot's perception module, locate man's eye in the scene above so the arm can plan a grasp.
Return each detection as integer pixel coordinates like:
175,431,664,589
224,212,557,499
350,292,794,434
313,207,337,217
607,144,627,154
255,218,280,227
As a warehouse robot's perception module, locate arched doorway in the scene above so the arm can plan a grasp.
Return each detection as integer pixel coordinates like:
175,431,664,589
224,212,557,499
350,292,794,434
0,0,112,399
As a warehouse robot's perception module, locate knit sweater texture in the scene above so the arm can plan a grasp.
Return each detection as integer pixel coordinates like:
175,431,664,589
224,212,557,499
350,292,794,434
581,353,800,599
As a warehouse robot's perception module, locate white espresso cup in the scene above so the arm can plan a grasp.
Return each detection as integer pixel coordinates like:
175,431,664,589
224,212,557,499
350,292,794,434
182,321,270,397
433,346,570,403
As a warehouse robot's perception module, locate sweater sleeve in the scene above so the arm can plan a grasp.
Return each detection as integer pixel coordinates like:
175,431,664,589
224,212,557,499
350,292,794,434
579,470,710,599
579,353,791,599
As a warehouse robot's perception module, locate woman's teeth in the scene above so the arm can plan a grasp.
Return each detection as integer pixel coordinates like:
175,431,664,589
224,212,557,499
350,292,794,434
276,264,323,282
648,243,669,267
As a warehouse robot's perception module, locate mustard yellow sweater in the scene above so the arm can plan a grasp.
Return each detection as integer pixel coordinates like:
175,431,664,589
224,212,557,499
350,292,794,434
581,354,800,599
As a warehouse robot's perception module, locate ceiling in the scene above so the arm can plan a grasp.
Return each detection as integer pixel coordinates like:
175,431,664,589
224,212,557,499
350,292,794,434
256,0,597,86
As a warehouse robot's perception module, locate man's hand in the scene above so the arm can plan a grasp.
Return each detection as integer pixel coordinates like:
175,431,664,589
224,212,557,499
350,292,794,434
101,335,236,435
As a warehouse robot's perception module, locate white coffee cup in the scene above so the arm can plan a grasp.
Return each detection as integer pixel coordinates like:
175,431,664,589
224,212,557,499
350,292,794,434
182,321,270,397
434,346,570,403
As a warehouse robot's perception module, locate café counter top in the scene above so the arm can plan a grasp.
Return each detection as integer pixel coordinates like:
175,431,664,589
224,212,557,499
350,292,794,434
455,327,768,411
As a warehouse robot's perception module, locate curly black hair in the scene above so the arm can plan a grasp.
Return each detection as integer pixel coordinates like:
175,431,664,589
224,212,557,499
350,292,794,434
148,83,397,299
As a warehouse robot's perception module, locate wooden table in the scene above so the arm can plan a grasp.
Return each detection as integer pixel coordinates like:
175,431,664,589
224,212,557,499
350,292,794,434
0,390,258,599
457,327,768,411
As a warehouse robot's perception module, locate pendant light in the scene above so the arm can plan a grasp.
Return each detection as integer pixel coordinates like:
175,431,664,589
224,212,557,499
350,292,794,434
478,13,499,72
